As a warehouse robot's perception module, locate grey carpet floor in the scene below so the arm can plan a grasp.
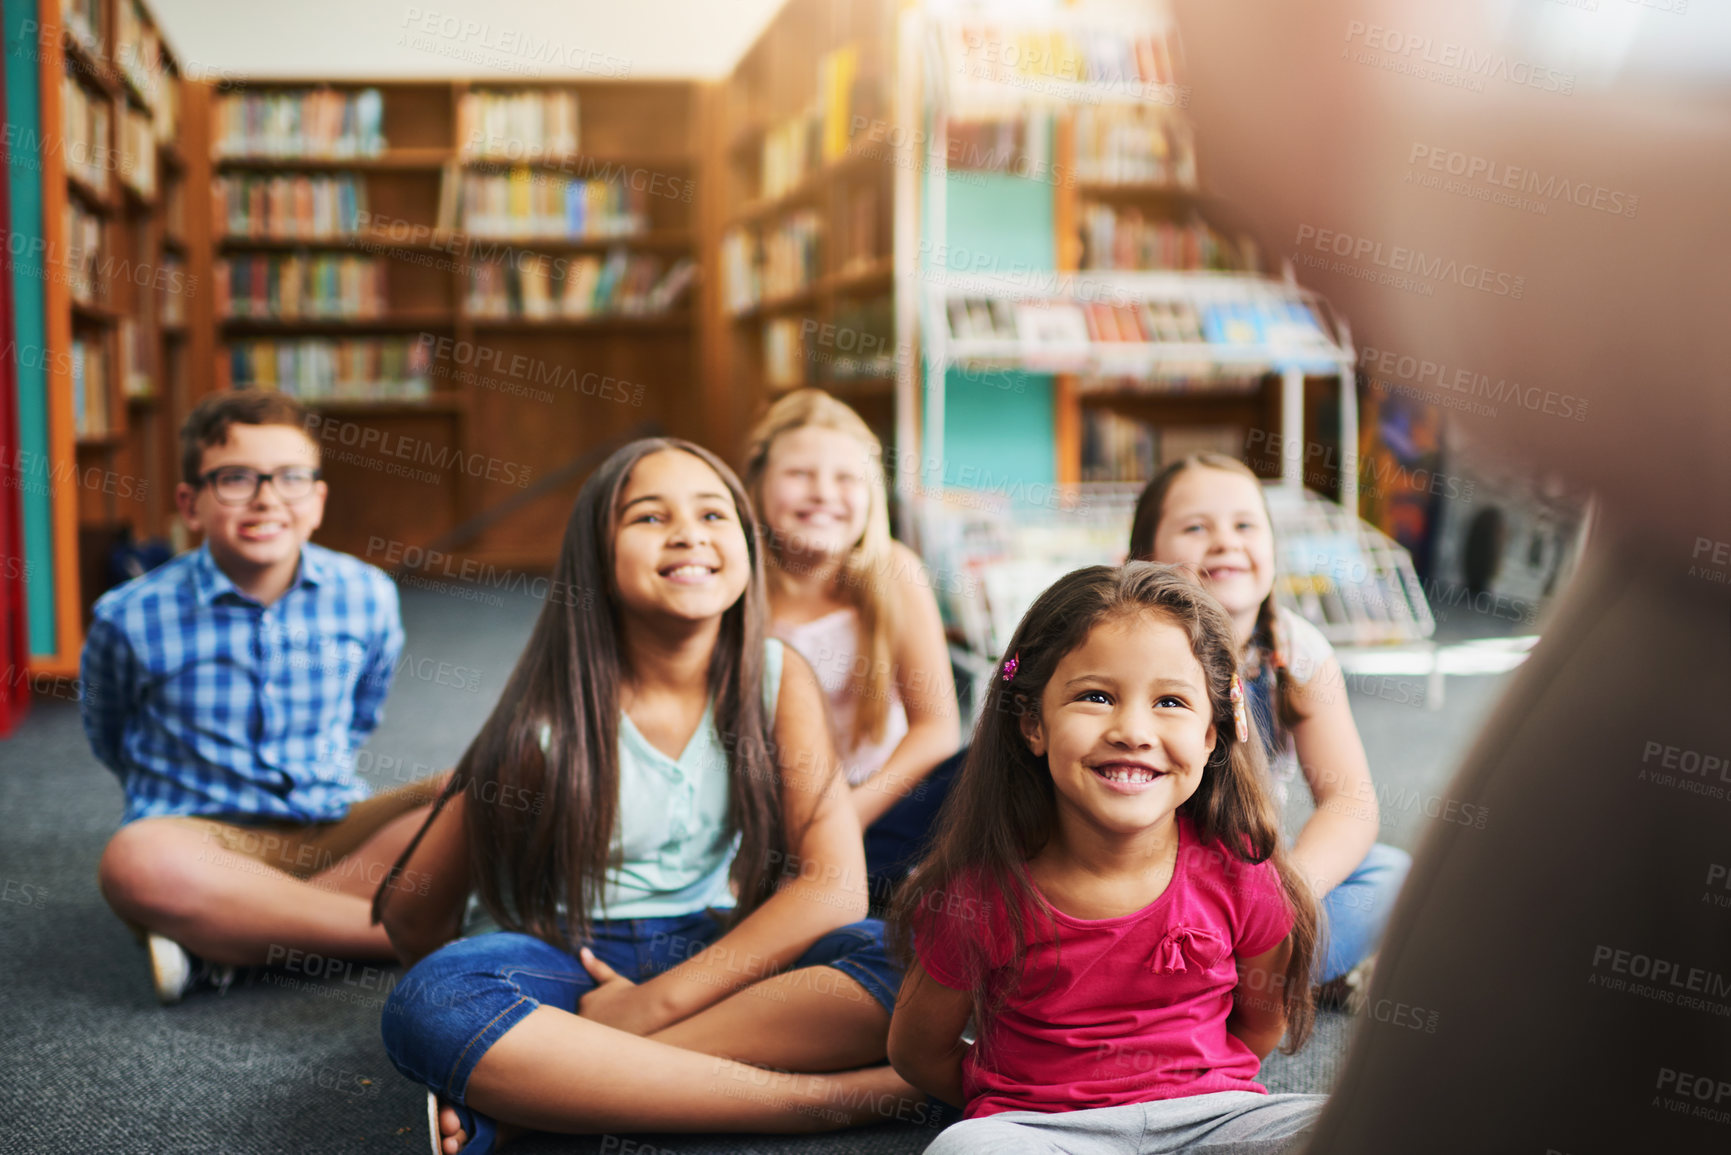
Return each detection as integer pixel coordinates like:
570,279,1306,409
0,581,1517,1154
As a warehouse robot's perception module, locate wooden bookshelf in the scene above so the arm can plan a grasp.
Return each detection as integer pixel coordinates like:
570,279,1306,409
210,78,704,565
30,0,208,675
703,0,901,467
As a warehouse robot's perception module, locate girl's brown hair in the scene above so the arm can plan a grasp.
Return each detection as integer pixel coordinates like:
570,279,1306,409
891,562,1317,1054
375,438,788,949
743,389,898,747
1128,453,1306,747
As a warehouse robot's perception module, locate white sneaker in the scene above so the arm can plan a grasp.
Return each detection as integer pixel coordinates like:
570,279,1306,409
147,933,193,1004
146,933,236,1005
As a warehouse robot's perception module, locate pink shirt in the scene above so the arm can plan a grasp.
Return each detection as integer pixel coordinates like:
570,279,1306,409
913,817,1294,1118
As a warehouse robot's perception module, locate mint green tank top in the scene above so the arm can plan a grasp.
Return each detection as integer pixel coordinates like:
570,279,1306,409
587,638,784,920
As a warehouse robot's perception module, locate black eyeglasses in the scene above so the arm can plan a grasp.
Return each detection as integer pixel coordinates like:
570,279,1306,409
197,466,323,507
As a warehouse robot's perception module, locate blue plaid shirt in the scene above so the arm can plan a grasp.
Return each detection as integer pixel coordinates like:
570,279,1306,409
80,542,404,824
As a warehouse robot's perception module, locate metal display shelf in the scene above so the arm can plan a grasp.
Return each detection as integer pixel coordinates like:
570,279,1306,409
921,482,1433,663
897,3,1363,511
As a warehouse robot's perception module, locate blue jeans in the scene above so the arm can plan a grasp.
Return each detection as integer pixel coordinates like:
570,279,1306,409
1318,842,1412,982
380,909,903,1103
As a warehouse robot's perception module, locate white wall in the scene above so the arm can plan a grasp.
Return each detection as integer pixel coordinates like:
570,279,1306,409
150,0,787,79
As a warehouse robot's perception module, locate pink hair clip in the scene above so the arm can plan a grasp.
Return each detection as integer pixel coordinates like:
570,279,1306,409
1001,652,1019,682
1229,672,1250,744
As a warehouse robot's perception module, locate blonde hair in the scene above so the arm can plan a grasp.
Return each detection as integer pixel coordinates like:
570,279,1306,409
744,389,899,747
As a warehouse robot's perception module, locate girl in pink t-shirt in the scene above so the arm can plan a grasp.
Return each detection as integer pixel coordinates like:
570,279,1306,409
889,563,1325,1154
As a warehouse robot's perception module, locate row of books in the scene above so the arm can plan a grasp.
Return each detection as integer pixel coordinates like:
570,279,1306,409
1081,413,1242,483
1078,207,1252,273
948,295,1333,351
946,112,1052,175
66,202,103,305
464,252,696,319
758,44,864,200
163,179,186,239
159,256,187,324
63,74,112,194
763,293,894,390
943,19,1180,93
119,106,155,198
72,337,111,438
829,296,895,380
764,318,806,390
215,255,387,320
118,316,153,398
214,174,368,240
947,297,1206,345
459,170,648,239
720,213,822,314
221,338,432,399
1080,408,1156,483
214,88,386,158
62,0,101,54
115,0,176,134
835,185,882,276
458,90,579,159
1073,106,1196,187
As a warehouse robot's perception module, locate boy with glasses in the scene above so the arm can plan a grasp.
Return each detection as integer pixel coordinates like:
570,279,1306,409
80,390,444,1003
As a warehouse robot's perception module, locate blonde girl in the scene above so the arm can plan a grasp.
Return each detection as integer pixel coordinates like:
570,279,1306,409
744,390,961,889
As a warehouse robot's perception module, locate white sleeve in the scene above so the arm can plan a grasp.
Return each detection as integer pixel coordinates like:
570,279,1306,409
1277,606,1336,687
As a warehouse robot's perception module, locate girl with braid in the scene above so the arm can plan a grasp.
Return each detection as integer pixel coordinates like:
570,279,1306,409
1128,455,1410,992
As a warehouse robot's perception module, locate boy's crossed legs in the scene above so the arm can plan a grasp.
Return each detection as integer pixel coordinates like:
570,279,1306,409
98,774,448,967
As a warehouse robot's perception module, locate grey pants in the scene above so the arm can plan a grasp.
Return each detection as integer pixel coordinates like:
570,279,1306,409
924,1091,1325,1155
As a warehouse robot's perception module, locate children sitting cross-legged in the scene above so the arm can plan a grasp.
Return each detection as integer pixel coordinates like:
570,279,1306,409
82,390,441,1004
375,438,923,1155
889,562,1324,1155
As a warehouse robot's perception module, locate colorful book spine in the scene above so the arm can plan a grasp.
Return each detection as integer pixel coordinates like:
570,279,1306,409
214,174,368,240
62,74,112,194
65,202,103,305
214,88,386,158
459,170,646,238
216,255,386,320
464,251,693,319
1079,205,1247,272
222,337,431,400
458,90,580,159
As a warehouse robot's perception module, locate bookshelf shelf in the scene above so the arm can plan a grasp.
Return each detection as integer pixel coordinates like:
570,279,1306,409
119,71,151,113
460,153,694,172
202,76,703,566
212,148,452,171
35,0,211,681
731,287,819,323
218,312,455,332
66,173,113,212
1074,181,1204,200
303,396,463,415
62,30,118,98
706,0,900,456
467,313,692,332
823,257,894,296
462,231,694,253
729,151,881,228
71,300,122,324
217,231,458,255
